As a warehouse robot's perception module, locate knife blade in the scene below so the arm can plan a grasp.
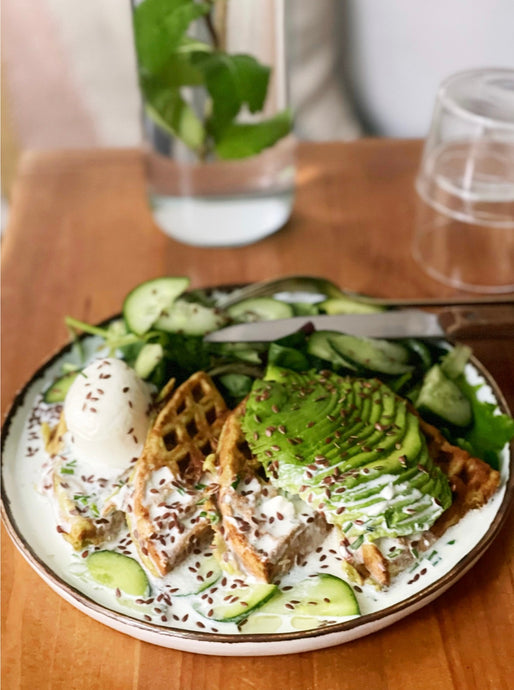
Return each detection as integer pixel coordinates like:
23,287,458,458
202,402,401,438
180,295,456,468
204,305,514,342
204,309,445,342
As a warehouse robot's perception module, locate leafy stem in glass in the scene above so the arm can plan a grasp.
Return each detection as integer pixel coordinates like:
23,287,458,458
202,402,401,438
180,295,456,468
132,0,293,162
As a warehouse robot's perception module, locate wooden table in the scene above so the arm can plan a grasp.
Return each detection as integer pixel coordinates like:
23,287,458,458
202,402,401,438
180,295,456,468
2,140,513,690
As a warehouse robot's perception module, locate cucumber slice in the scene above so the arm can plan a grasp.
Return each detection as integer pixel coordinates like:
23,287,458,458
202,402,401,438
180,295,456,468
212,342,263,364
86,551,150,596
123,277,190,335
320,297,384,315
261,574,359,617
307,331,359,371
193,582,278,624
134,343,164,379
312,332,413,375
154,300,227,335
239,614,283,634
43,371,80,403
291,302,320,316
227,297,294,323
440,344,472,380
416,365,472,427
241,575,360,632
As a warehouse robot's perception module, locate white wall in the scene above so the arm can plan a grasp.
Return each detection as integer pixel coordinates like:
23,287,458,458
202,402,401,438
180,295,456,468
344,0,514,137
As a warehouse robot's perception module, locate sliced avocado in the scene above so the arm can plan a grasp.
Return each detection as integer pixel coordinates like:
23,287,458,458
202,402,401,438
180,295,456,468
242,368,452,540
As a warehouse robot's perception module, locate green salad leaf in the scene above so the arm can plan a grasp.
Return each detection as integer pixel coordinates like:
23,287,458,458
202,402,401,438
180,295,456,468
453,376,514,470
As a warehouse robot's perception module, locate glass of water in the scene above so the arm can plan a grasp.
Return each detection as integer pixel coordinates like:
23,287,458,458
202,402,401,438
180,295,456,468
413,68,514,293
131,0,295,247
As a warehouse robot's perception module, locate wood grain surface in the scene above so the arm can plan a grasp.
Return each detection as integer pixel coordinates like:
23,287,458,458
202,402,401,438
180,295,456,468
2,140,513,690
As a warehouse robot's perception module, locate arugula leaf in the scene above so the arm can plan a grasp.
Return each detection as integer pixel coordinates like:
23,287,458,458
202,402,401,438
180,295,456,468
214,109,293,159
133,0,210,75
142,77,205,151
453,375,514,469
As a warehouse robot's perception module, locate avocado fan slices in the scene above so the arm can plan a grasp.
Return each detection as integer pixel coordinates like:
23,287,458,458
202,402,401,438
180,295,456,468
241,368,453,541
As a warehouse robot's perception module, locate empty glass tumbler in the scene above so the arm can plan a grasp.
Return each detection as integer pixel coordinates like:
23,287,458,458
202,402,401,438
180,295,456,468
131,0,295,247
413,68,514,293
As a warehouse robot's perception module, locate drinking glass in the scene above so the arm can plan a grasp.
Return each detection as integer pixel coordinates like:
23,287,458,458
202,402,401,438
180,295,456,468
413,68,514,293
131,0,295,247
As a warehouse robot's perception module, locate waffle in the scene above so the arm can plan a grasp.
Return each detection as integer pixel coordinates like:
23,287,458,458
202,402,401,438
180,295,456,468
420,417,501,537
217,401,330,583
128,372,228,577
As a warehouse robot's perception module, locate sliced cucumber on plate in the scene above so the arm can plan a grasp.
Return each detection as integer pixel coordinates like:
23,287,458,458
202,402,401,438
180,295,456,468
43,371,80,403
193,582,278,624
416,365,472,427
308,331,412,375
134,343,164,379
307,331,359,371
227,297,294,323
320,296,384,315
86,551,150,597
241,574,360,633
155,300,227,335
123,277,190,335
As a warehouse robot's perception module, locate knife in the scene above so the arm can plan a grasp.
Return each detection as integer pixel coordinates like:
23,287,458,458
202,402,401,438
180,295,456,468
204,305,514,342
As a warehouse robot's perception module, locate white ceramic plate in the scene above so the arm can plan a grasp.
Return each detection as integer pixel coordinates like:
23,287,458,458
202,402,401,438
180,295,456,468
2,327,513,656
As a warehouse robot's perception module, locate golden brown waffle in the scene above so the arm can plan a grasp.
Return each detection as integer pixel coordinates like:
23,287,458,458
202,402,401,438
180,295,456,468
129,372,228,577
420,417,501,537
217,402,330,583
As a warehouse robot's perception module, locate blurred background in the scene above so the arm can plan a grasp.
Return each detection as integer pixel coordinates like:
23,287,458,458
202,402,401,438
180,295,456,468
2,0,514,212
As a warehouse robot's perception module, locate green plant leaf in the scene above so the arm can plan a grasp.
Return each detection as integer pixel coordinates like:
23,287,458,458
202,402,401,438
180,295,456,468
214,109,293,159
142,78,205,151
158,52,205,89
192,52,271,135
230,54,270,113
192,52,242,133
134,0,210,75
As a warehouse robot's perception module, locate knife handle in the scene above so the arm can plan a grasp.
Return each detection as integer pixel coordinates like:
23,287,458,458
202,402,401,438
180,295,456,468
439,305,514,340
